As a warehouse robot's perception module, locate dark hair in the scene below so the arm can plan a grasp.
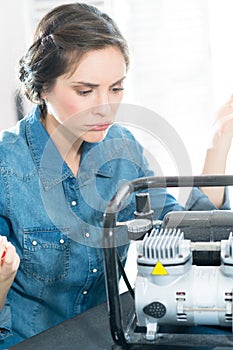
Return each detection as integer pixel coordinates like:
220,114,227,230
18,2,129,114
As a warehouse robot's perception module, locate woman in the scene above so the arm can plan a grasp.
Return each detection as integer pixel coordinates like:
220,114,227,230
0,3,232,348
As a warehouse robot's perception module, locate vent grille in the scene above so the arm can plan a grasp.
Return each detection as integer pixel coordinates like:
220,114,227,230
143,228,183,260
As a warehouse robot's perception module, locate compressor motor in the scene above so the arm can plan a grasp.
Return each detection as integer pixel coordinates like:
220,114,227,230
135,226,233,341
102,175,233,349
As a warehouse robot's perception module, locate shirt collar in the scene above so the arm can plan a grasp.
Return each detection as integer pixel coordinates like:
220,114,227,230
25,106,113,190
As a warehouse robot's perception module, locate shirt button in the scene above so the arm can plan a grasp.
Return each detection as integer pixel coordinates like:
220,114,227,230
85,232,90,238
71,200,77,206
92,268,98,273
32,240,37,246
60,239,65,244
83,290,88,295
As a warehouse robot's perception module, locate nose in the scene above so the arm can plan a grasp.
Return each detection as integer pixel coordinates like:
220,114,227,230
93,103,112,118
92,92,112,117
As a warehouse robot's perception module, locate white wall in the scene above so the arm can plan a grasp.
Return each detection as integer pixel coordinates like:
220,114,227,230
208,0,233,176
208,0,233,109
0,1,29,130
111,0,213,177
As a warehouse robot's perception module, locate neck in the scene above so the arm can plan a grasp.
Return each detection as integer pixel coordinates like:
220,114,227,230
41,113,83,176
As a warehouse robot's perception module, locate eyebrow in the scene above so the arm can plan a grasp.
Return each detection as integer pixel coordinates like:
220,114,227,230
71,76,126,88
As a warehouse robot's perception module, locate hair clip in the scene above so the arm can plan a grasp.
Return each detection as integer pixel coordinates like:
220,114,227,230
41,34,54,47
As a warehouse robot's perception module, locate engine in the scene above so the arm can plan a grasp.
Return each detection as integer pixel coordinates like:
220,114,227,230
135,226,233,340
103,175,233,348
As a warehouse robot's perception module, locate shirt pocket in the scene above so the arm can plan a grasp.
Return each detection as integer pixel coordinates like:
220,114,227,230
22,226,70,283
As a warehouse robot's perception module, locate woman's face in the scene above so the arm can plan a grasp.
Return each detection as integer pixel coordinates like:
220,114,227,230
43,46,127,143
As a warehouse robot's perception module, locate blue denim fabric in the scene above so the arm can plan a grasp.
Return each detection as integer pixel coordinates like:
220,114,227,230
0,106,230,348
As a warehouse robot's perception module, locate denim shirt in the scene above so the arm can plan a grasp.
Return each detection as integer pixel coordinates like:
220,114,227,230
0,106,230,348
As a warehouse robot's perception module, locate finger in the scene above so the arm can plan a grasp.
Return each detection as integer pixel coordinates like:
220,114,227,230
1,251,6,260
0,236,8,261
226,94,233,104
1,245,17,271
12,255,20,272
0,246,6,260
3,243,17,265
215,113,233,129
0,248,19,277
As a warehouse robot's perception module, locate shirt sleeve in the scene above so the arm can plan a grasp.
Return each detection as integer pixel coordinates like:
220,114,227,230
185,187,230,211
148,181,230,220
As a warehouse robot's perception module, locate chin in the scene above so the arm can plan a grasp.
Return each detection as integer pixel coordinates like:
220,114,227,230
83,130,107,143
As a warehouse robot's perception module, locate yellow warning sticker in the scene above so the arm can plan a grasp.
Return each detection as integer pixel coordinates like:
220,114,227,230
151,261,168,275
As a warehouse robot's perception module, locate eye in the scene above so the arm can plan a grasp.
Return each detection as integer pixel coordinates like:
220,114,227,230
111,87,124,94
76,89,93,96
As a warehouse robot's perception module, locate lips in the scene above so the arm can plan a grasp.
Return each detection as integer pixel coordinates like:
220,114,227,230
87,123,112,131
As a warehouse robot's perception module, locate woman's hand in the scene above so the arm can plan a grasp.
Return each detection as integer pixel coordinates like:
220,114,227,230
202,95,233,207
0,236,20,309
210,95,233,148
